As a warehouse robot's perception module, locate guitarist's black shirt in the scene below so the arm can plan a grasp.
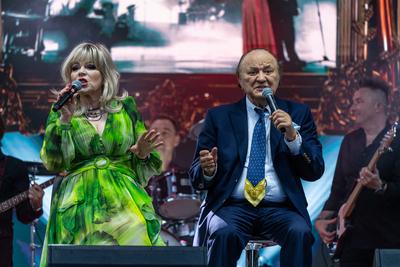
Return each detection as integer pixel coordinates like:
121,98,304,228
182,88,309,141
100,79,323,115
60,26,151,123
323,125,400,248
0,151,42,267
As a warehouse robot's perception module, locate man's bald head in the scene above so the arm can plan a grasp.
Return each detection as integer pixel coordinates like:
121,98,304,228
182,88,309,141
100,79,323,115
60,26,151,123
236,48,280,79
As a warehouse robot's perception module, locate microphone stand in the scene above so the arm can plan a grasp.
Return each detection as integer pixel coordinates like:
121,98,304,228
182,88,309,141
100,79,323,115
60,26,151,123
307,0,335,65
30,218,39,267
28,166,40,267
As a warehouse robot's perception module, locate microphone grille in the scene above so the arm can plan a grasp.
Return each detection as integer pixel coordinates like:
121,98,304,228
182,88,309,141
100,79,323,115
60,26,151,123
262,87,273,97
71,80,83,91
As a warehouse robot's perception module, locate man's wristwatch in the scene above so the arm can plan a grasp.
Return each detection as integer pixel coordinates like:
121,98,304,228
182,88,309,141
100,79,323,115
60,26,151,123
375,182,387,194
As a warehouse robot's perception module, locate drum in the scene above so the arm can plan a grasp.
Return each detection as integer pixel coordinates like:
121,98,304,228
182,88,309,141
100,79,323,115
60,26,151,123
163,219,197,246
147,170,200,220
160,229,180,246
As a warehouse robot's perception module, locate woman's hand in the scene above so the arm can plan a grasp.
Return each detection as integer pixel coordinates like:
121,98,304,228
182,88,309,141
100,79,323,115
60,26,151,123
130,129,163,159
57,84,77,123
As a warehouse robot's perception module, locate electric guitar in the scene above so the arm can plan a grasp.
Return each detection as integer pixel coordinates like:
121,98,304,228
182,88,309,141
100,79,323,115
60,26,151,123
0,175,60,213
329,122,398,260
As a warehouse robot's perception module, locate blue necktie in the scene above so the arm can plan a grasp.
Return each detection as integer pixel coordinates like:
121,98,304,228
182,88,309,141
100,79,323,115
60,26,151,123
244,108,267,206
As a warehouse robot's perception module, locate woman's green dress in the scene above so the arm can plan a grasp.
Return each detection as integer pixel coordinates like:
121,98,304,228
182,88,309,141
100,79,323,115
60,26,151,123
39,97,164,267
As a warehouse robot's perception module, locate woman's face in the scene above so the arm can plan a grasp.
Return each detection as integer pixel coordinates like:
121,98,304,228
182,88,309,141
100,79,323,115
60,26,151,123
70,61,103,96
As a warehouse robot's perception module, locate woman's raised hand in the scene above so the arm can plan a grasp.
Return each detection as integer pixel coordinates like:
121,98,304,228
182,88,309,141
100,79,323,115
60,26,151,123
129,129,163,159
57,84,77,123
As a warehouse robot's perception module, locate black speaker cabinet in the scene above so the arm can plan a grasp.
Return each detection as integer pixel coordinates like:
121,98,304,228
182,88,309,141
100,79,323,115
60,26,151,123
47,245,207,267
374,249,400,267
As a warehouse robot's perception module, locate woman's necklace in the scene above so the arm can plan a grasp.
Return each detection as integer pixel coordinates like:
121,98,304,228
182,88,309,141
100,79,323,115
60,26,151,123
84,107,105,121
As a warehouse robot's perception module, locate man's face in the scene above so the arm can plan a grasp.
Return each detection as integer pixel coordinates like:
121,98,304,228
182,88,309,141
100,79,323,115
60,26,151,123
149,119,180,156
350,87,380,126
238,50,280,106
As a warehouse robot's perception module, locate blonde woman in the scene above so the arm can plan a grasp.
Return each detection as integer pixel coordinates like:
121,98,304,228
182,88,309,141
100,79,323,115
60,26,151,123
40,42,164,266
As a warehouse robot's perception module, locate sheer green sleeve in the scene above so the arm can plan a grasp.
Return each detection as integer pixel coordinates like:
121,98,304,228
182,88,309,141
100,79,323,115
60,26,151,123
123,96,162,186
40,108,76,172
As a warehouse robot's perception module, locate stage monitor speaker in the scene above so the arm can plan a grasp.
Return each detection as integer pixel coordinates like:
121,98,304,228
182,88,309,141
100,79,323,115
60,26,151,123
374,249,400,267
47,245,207,267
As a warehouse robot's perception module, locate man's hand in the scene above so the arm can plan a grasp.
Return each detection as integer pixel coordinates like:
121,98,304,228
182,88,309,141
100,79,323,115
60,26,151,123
28,184,44,211
358,167,383,191
199,147,218,176
270,110,297,141
315,217,337,244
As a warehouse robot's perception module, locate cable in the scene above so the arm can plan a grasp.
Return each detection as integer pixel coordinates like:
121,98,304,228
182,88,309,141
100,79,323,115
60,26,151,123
315,0,329,61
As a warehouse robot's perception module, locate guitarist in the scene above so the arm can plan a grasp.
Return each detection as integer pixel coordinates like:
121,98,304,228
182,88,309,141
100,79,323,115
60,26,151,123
0,118,44,267
315,77,400,267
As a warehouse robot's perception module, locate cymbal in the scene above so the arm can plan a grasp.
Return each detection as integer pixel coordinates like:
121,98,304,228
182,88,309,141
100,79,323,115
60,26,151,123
188,119,204,141
2,11,43,20
25,161,55,175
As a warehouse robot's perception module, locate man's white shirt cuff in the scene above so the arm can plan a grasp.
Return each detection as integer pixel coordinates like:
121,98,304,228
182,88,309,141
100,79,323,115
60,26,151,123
203,165,217,181
284,132,302,155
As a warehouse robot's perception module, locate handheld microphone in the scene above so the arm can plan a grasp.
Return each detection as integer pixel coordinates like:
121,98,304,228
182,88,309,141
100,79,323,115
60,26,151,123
262,87,285,133
52,80,82,112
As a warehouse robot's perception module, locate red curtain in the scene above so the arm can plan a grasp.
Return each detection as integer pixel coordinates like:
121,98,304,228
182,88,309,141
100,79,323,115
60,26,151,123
242,0,277,55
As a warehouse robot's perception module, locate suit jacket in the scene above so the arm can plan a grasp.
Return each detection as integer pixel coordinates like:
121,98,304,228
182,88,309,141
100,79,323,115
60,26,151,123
189,97,324,246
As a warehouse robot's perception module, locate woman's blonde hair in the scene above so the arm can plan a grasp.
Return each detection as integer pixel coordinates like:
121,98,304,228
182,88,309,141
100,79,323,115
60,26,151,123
60,42,127,115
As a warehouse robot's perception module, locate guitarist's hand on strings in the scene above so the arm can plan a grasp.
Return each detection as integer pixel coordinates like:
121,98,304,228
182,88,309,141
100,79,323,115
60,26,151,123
29,184,44,212
358,167,384,191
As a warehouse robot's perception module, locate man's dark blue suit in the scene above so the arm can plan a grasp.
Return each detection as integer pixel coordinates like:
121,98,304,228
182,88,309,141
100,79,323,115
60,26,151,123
189,97,324,267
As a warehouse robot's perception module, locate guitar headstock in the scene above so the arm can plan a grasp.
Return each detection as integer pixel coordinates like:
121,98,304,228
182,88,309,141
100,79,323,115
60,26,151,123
379,121,399,154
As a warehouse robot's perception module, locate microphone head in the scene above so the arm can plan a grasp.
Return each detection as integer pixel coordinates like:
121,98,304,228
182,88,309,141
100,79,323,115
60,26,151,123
71,80,83,91
262,87,273,98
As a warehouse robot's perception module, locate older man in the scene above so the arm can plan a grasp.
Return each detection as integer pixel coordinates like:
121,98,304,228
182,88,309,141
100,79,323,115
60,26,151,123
189,48,324,267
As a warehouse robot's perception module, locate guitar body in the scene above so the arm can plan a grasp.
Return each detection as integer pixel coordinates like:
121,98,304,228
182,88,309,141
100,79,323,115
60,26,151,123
332,220,353,259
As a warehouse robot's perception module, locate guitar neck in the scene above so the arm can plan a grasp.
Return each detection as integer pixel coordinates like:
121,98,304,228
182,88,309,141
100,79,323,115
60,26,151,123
0,177,56,213
343,148,381,217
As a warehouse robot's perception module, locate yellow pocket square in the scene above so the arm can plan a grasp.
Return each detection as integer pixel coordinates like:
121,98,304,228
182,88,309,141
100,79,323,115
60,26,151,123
244,178,266,207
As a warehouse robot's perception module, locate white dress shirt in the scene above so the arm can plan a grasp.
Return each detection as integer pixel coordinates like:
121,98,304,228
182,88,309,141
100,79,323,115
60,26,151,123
230,97,302,202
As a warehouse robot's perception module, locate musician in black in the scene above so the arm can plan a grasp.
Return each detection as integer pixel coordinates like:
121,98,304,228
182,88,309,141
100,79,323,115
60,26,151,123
0,118,44,267
315,77,400,267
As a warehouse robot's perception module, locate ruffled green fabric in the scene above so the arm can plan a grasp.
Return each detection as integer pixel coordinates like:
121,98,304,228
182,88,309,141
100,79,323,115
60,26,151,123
40,97,163,267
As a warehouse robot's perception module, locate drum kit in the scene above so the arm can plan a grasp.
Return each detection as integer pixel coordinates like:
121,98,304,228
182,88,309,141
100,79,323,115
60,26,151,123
146,169,202,246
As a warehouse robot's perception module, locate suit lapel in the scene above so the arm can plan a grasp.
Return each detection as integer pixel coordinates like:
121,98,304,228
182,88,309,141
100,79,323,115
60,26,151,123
229,98,248,164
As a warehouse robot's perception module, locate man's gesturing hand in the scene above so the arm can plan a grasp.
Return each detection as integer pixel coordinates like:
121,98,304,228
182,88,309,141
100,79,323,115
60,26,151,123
199,147,218,176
